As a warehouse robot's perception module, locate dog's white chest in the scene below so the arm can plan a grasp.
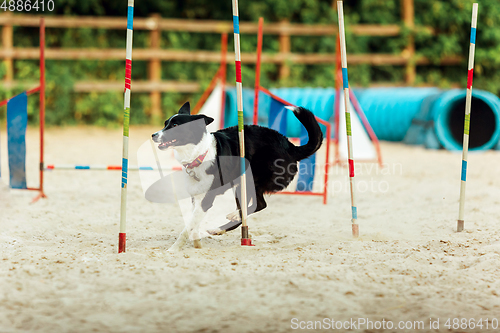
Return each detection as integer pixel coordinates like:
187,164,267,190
173,132,217,196
182,164,215,196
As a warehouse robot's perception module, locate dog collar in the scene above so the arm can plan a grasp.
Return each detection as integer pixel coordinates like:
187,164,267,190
183,150,208,169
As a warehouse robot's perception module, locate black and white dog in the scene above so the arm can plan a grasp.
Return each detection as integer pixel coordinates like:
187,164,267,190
152,101,323,251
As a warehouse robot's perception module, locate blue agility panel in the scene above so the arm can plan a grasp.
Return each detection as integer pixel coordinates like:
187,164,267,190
7,92,28,189
296,124,316,192
268,98,288,136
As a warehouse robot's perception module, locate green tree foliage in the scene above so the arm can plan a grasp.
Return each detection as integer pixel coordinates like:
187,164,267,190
0,0,498,126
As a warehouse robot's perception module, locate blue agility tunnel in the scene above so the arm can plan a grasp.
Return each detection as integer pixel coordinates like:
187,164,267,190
356,88,500,151
432,89,500,151
224,87,500,151
354,87,441,141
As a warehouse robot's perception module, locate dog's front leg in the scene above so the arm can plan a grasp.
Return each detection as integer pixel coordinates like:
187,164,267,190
188,195,207,249
168,195,206,251
167,227,189,252
167,196,196,252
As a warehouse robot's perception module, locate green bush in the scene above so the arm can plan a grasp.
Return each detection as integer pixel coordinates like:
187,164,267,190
0,0,498,126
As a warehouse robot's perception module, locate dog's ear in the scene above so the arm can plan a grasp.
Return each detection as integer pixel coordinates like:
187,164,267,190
203,115,214,125
178,101,191,115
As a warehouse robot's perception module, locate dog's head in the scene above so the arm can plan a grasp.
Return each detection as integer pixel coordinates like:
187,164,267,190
151,102,214,150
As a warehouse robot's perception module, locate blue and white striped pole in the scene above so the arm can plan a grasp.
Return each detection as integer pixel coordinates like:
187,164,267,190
337,1,358,237
119,0,134,253
458,3,478,232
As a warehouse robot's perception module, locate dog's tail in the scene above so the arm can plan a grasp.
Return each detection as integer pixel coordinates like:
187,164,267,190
287,106,323,161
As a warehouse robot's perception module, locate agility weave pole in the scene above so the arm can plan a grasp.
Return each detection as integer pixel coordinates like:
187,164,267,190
333,35,382,167
337,1,358,238
232,0,252,246
457,3,478,233
119,0,134,253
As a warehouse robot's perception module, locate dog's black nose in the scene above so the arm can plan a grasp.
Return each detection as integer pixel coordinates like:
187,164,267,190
152,132,158,139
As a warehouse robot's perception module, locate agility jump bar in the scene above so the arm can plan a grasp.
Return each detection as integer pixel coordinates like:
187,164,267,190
45,164,181,171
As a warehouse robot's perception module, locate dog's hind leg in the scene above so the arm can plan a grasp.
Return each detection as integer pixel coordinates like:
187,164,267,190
254,191,267,213
228,190,267,219
209,191,267,235
207,195,242,235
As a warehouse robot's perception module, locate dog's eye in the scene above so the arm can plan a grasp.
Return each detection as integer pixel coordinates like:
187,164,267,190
172,124,178,127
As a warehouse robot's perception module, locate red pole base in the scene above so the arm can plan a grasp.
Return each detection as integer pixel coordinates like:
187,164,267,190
241,238,254,246
352,224,359,238
241,225,254,246
118,233,126,253
31,191,47,203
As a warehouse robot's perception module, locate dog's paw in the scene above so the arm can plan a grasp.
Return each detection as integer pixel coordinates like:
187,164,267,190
193,239,202,248
226,210,241,222
167,245,182,252
207,228,226,236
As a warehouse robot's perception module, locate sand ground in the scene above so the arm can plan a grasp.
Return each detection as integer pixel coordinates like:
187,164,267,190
1,126,499,333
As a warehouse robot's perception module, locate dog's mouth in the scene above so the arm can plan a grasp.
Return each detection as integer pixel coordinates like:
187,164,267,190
158,139,177,150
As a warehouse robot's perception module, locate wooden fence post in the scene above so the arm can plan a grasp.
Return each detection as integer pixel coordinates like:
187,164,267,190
2,12,14,84
278,19,290,80
148,13,161,123
402,0,416,85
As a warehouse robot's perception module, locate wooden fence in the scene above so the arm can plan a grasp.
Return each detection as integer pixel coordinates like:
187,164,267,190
0,0,463,118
